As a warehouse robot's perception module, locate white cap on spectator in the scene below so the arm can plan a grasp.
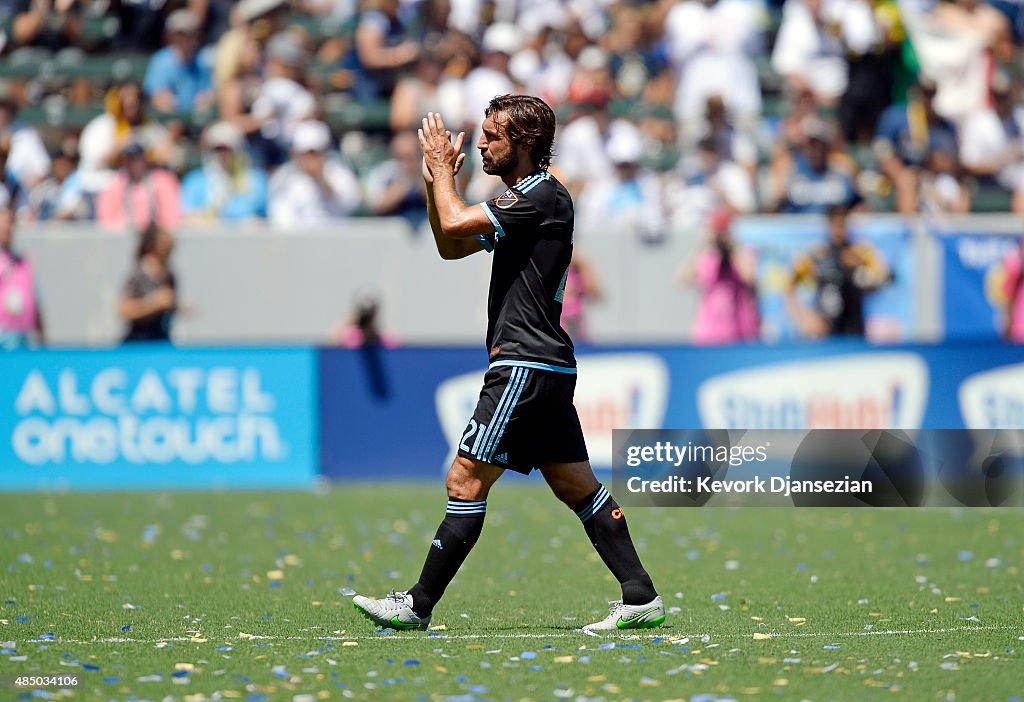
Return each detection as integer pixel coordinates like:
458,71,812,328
292,120,331,153
577,46,609,71
607,129,643,165
267,32,308,67
482,23,522,55
238,0,288,21
166,9,200,34
205,121,244,151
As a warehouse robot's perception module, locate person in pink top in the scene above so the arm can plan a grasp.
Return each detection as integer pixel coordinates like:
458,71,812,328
97,142,181,232
559,251,603,343
1002,239,1024,342
687,208,759,345
0,206,45,349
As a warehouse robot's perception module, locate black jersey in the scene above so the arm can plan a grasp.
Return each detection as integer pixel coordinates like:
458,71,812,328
476,169,576,369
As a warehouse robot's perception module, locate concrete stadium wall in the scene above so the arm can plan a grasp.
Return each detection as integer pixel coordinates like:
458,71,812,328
14,215,1023,346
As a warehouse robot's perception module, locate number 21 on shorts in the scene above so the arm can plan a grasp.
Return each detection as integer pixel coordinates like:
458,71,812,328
460,419,488,455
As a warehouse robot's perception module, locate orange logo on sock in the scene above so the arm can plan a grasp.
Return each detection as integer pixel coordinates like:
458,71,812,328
611,508,623,519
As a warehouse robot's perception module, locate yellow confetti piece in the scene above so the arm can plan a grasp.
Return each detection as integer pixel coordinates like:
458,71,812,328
239,633,255,639
190,637,207,643
640,678,660,686
553,656,574,663
171,549,185,560
586,675,606,682
788,617,806,623
466,644,483,649
753,633,773,640
311,601,323,606
603,684,621,693
317,692,331,700
77,575,93,582
976,586,989,594
945,597,961,603
175,663,195,671
283,554,301,566
929,608,939,614
773,679,789,686
428,625,446,631
434,666,447,673
758,657,777,665
750,616,763,621
222,691,242,699
341,641,358,647
869,612,882,617
741,687,762,695
266,570,284,581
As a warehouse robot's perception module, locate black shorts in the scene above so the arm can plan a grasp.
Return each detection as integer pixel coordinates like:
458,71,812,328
456,362,589,474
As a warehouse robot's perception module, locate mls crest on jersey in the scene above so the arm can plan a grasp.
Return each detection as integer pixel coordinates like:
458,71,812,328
495,189,519,209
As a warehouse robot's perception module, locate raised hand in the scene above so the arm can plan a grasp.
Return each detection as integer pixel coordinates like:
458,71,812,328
419,112,465,183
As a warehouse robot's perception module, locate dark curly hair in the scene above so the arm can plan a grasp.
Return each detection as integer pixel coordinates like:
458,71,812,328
485,94,556,170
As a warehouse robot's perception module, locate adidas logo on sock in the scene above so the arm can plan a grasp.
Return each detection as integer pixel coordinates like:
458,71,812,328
494,452,508,464
431,539,443,550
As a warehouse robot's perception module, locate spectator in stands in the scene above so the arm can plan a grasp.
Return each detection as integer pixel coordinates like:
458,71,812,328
79,81,177,203
336,295,399,348
112,0,168,52
959,72,1024,192
0,205,44,349
29,142,89,221
667,135,756,231
576,127,667,243
0,136,26,217
181,121,269,222
769,117,860,214
97,141,181,231
556,92,640,195
143,9,216,114
0,0,83,54
364,131,427,229
0,88,51,192
873,77,958,214
268,120,360,228
119,224,178,343
250,32,317,167
663,0,763,126
683,208,760,345
344,0,420,100
461,22,519,134
786,204,889,338
692,94,758,177
919,146,971,214
389,48,462,133
1002,239,1024,342
560,251,603,343
771,0,848,106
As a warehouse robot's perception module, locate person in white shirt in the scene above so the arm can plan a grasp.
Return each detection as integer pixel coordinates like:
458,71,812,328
959,73,1024,191
268,121,360,228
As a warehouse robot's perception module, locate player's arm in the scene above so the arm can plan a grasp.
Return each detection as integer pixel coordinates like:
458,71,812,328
425,182,486,260
420,113,495,243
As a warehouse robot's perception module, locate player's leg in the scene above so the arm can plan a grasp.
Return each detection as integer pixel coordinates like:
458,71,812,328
353,456,502,630
405,456,503,617
541,460,659,601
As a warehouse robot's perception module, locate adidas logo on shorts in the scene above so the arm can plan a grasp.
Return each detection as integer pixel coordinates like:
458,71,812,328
493,452,508,464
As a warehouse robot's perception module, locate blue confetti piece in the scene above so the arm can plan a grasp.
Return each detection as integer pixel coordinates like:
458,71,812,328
36,633,54,640
403,659,420,666
16,554,33,563
598,643,615,650
526,665,542,671
386,659,394,665
520,651,537,659
542,645,555,650
120,625,131,632
796,562,808,571
82,664,100,671
216,646,232,652
578,655,591,662
711,593,728,601
247,694,268,702
970,604,980,608
652,637,665,643
172,670,189,678
268,581,281,588
455,675,467,683
4,600,15,605
103,677,119,684
38,645,48,650
957,551,974,561
467,685,488,693
15,616,30,622
260,615,273,619
824,645,841,650
1,649,14,654
427,631,442,637
43,561,52,569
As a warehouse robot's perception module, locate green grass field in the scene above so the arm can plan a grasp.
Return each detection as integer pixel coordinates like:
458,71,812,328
1,485,1022,701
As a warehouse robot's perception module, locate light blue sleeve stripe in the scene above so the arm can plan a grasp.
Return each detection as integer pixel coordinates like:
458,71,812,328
479,202,506,242
489,360,576,375
475,234,494,253
518,172,550,193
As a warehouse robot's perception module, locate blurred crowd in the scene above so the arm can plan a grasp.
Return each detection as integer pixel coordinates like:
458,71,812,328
0,0,1021,234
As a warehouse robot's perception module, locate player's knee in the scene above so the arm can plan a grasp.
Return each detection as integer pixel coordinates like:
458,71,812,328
548,476,598,507
446,456,489,500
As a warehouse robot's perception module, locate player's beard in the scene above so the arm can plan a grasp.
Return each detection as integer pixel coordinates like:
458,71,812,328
482,147,519,177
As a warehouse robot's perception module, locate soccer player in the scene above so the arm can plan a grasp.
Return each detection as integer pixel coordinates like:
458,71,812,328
353,95,664,633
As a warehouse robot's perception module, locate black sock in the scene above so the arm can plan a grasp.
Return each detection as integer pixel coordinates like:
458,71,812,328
406,497,486,617
573,485,657,605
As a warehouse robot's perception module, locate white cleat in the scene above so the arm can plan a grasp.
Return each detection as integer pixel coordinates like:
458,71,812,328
353,591,431,631
582,595,666,633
